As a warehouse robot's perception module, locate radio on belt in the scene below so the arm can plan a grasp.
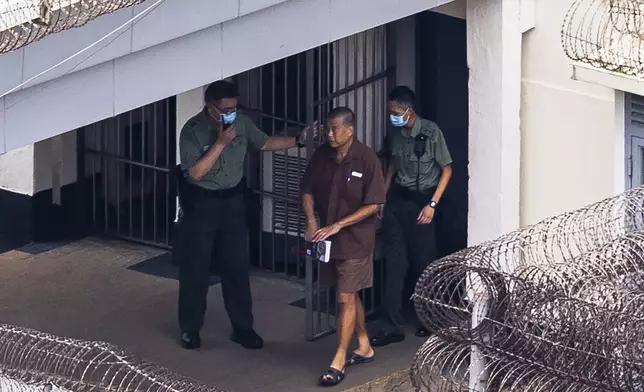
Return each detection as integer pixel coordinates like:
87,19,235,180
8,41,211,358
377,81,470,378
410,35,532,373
306,240,332,263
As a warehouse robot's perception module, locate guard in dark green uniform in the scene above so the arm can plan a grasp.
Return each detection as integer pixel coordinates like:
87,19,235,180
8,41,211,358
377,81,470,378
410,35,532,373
370,86,453,347
177,80,313,350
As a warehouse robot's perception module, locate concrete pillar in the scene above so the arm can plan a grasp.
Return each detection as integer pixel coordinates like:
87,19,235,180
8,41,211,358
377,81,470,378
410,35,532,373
466,0,522,390
467,0,522,246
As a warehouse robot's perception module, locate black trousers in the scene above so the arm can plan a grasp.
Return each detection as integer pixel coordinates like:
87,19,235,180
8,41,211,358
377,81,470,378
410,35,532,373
381,186,437,335
177,186,253,333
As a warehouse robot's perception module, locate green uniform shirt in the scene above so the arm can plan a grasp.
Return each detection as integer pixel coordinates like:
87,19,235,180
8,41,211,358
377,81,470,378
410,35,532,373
179,109,270,190
387,117,452,192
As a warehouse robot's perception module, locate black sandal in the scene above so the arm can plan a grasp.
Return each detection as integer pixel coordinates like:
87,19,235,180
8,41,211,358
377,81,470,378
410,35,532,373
346,352,375,367
319,367,345,386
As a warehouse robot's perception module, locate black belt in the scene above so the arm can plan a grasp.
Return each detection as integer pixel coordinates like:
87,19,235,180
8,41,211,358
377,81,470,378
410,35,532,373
189,182,243,199
391,183,436,205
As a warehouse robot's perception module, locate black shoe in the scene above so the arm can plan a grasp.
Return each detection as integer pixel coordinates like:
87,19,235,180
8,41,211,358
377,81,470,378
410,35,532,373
414,327,430,338
180,331,201,350
370,330,405,347
231,329,264,349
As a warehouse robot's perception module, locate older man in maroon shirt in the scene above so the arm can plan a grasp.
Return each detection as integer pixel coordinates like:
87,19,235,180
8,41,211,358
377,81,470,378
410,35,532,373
301,107,386,387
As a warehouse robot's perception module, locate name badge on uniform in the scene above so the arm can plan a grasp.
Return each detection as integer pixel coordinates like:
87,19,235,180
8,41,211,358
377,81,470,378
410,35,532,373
351,171,363,179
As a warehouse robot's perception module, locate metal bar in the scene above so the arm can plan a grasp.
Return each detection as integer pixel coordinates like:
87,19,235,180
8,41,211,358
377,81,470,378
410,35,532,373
304,48,315,341
313,69,392,107
153,102,158,244
296,53,302,279
83,149,171,172
258,67,265,270
141,106,146,241
129,111,133,238
271,62,276,273
103,119,108,234
165,98,171,246
355,35,360,138
362,31,368,144
117,114,121,236
345,37,349,107
284,57,289,275
237,105,308,127
92,123,97,228
75,126,86,237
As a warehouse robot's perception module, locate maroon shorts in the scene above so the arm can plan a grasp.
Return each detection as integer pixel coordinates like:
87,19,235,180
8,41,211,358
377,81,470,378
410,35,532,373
319,255,373,293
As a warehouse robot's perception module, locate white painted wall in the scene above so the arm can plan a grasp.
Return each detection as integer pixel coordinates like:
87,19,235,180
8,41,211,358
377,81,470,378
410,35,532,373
519,0,617,226
0,145,34,195
176,87,205,165
0,0,453,154
432,0,466,19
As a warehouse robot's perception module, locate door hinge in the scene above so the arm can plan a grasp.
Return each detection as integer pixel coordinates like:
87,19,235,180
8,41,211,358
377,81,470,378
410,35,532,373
628,156,633,178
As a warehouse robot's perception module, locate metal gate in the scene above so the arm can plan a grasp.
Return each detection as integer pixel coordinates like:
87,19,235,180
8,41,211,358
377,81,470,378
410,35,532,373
77,97,177,248
236,25,392,340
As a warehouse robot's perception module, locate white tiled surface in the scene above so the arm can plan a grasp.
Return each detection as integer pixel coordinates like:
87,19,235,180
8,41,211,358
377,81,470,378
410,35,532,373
3,62,115,151
328,0,452,42
221,0,329,77
114,25,224,115
21,8,134,89
131,0,237,52
0,0,452,152
239,0,288,16
0,49,23,97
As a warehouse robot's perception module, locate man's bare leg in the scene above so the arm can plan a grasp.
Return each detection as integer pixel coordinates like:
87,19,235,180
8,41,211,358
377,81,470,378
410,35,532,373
353,296,374,358
326,292,357,374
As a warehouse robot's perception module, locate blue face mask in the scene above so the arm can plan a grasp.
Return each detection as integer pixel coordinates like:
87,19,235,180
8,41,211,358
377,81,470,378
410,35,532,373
389,108,410,127
221,111,237,125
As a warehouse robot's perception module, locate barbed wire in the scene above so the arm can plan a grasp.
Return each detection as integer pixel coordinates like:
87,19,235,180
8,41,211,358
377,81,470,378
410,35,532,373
0,0,146,54
562,0,644,78
0,323,229,392
411,186,644,391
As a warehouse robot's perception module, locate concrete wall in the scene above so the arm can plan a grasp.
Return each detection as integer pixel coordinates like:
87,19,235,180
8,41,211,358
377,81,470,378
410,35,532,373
0,145,34,195
519,0,618,226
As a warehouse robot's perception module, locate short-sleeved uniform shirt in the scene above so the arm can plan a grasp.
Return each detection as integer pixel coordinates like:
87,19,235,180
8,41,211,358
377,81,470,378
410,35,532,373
387,117,452,192
301,141,386,260
179,109,270,190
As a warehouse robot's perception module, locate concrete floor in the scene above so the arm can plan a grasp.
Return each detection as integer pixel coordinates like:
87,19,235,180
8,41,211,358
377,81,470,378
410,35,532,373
0,237,422,392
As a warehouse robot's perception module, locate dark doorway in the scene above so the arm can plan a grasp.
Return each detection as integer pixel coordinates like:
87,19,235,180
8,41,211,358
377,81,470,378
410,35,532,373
416,10,469,259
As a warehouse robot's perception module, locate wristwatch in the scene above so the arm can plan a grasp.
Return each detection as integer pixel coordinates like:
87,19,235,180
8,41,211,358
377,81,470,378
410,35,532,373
428,200,438,209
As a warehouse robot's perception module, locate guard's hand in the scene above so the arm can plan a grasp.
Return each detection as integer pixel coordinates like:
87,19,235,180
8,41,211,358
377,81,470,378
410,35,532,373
305,221,319,242
216,125,237,146
417,205,434,225
299,121,320,144
312,223,342,242
376,204,386,220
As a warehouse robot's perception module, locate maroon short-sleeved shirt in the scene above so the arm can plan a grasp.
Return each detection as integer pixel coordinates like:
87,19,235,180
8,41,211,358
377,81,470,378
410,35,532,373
301,140,386,260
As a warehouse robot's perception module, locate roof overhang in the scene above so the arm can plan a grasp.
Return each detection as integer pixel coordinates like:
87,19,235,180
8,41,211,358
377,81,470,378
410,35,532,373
0,0,145,54
571,62,644,96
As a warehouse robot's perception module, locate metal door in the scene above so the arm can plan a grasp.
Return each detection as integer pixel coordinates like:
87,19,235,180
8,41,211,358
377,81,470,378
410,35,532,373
77,98,177,248
236,25,392,340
